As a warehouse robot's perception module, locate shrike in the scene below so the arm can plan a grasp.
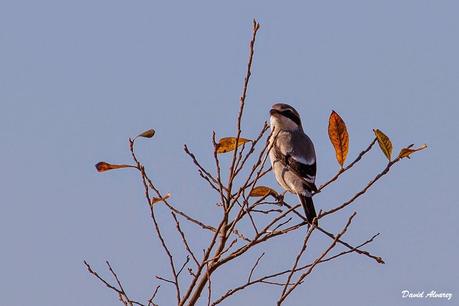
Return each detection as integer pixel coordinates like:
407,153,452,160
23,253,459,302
269,103,318,224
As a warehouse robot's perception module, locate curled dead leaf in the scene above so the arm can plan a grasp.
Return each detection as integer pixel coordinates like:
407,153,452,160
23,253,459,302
150,193,171,205
249,186,278,198
136,129,155,139
398,144,427,159
215,137,250,154
95,162,135,172
328,111,349,168
373,129,393,161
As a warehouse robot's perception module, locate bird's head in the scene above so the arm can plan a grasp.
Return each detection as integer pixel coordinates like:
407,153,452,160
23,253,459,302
269,103,302,131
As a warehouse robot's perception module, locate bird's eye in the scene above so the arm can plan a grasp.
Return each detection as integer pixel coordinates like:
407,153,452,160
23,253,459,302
281,109,301,126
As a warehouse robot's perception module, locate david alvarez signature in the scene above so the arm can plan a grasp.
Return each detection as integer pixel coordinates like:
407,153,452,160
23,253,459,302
402,290,453,301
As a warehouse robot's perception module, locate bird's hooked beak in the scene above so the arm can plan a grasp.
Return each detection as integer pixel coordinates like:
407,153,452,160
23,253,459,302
270,109,280,116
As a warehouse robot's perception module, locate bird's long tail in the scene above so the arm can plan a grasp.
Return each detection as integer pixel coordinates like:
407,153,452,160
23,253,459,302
298,194,317,225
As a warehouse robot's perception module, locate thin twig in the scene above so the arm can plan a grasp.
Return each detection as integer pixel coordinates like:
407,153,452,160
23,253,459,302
84,261,144,306
277,212,357,305
317,138,377,192
147,286,160,306
282,202,384,264
228,19,261,186
129,139,181,304
280,225,316,297
211,229,380,305
84,261,123,295
248,252,265,283
181,20,261,306
106,261,129,301
156,276,176,285
321,157,402,217
172,212,200,266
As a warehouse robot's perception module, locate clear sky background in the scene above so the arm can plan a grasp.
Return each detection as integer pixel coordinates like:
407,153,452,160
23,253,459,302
1,1,458,305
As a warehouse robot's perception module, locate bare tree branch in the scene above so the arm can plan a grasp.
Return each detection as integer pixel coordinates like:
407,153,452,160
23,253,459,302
84,261,145,306
321,157,402,217
277,212,357,305
87,18,419,306
148,286,160,306
317,138,377,192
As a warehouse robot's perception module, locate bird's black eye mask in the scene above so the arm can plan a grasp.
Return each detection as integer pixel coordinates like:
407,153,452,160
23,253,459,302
281,109,301,126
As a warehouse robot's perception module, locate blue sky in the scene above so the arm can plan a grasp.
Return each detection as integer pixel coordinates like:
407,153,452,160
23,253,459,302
1,1,458,305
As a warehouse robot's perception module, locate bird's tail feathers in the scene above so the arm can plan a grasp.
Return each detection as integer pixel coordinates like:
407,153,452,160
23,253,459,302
298,194,317,225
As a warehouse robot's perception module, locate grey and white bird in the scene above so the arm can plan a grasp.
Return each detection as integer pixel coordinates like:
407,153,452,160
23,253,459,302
269,103,318,224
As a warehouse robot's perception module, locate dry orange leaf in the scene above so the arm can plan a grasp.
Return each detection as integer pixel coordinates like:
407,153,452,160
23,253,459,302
328,111,349,168
150,193,171,205
136,128,155,139
398,144,427,159
373,129,393,161
215,137,250,154
249,186,278,198
95,162,135,172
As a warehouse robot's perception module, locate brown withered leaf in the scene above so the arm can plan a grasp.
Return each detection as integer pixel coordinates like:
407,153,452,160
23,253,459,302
95,162,135,172
215,137,251,154
249,186,278,198
150,193,171,205
373,129,393,161
328,111,349,168
398,144,427,159
136,129,155,139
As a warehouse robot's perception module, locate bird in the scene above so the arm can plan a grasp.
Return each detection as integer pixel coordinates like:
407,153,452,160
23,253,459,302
268,103,318,224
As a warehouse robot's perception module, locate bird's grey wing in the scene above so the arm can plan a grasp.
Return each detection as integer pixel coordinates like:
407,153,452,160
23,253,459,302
274,132,317,191
286,156,317,191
